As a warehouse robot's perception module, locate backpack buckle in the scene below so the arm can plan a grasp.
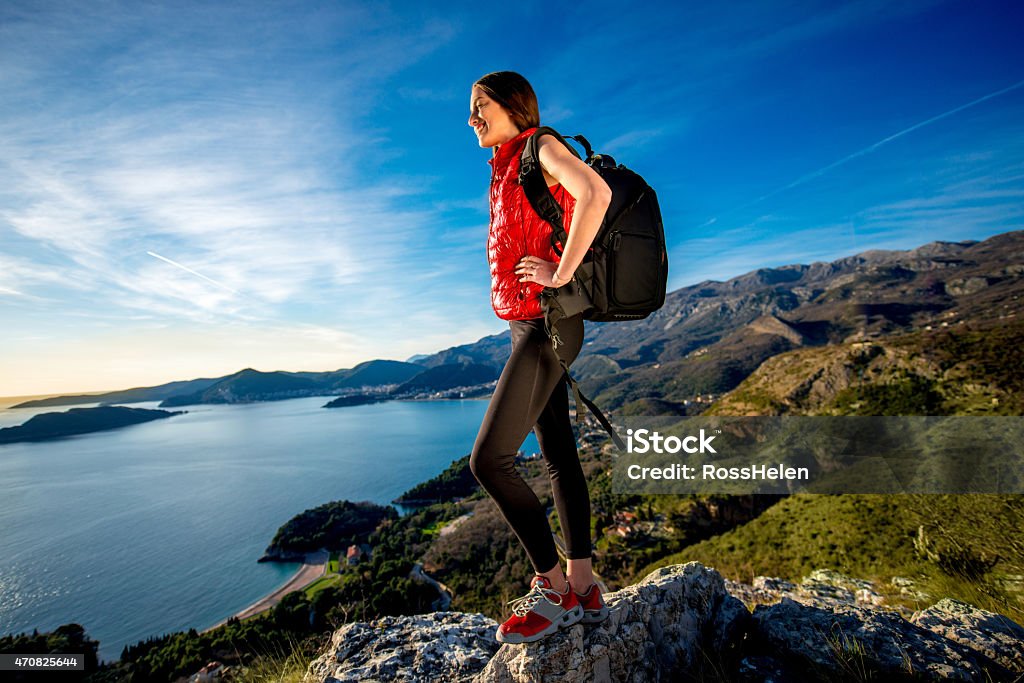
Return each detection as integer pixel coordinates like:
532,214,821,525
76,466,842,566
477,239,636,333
518,160,536,185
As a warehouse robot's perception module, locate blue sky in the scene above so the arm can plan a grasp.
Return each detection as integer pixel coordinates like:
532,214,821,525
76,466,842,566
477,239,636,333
2,0,1023,396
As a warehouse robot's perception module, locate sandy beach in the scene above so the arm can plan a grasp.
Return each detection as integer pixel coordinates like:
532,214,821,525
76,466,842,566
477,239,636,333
203,549,330,632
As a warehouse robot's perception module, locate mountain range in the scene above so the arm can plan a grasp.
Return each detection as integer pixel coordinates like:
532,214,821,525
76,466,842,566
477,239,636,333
12,230,1023,415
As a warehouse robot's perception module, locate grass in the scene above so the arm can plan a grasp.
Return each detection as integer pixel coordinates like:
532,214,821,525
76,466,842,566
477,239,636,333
302,575,341,598
420,519,446,538
229,631,322,683
639,494,1024,623
821,624,877,682
649,495,920,582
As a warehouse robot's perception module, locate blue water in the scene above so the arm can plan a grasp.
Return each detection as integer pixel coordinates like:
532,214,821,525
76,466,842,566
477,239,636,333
0,396,539,663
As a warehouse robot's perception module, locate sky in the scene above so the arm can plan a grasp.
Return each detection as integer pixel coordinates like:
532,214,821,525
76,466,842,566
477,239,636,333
1,0,1023,397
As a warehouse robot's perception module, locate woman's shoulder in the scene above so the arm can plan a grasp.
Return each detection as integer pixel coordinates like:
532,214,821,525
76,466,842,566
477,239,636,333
536,134,571,188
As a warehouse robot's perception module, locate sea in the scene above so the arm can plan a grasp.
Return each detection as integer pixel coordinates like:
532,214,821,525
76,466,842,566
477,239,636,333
0,396,539,663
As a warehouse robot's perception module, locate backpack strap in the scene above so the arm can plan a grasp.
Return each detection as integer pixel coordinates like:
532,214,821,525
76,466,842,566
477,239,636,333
519,126,580,254
568,365,625,452
562,353,626,452
568,134,594,164
519,128,595,295
542,291,626,452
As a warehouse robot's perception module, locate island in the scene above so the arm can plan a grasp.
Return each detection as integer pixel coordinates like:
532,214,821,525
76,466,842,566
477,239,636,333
0,406,184,445
323,394,388,408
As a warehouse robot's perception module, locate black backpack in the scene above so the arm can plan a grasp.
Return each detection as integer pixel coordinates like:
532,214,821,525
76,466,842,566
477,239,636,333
518,126,669,450
519,126,668,321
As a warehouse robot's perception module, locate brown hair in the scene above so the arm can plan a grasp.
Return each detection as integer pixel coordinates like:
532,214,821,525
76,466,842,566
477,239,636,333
473,71,540,132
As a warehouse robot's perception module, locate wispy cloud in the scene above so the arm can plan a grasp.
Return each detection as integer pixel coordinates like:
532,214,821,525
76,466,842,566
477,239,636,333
601,128,669,157
696,77,1024,229
0,2,464,327
0,2,486,393
146,251,238,294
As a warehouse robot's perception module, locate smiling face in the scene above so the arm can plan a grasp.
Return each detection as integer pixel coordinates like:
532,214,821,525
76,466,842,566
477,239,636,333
468,85,520,149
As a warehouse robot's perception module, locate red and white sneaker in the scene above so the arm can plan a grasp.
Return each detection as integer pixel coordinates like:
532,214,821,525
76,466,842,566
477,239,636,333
496,575,584,644
573,582,610,624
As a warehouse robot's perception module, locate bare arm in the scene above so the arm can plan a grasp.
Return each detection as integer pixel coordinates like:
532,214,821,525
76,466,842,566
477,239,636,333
516,134,612,287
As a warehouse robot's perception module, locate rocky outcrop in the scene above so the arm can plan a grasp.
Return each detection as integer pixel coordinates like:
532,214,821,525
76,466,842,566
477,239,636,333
478,562,731,682
912,598,1024,675
751,598,990,680
725,568,888,613
946,276,992,296
746,314,806,346
304,563,1024,683
305,612,500,683
724,569,1024,680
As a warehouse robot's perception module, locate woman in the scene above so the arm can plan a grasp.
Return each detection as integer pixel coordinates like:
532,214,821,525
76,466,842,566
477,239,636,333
467,71,612,644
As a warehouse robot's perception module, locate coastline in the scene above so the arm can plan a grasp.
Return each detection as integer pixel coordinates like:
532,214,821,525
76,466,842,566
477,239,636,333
202,549,329,633
0,397,487,664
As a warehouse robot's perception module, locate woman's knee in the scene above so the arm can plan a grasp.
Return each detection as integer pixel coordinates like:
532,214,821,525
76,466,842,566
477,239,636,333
469,442,504,485
468,445,488,483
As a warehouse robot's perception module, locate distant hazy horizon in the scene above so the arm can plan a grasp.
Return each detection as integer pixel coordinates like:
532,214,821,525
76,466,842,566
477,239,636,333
4,226,1020,399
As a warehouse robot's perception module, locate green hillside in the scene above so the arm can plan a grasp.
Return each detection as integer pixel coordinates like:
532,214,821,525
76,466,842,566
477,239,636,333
643,492,1024,621
709,318,1024,416
668,309,1024,624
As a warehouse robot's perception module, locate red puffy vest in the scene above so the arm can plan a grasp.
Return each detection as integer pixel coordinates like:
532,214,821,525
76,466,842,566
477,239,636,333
487,127,576,320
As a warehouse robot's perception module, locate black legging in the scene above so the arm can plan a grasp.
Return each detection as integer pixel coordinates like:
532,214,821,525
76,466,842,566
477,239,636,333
469,313,591,574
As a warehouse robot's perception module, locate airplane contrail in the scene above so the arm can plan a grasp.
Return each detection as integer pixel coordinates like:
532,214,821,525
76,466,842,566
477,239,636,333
696,77,1024,229
146,251,238,294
